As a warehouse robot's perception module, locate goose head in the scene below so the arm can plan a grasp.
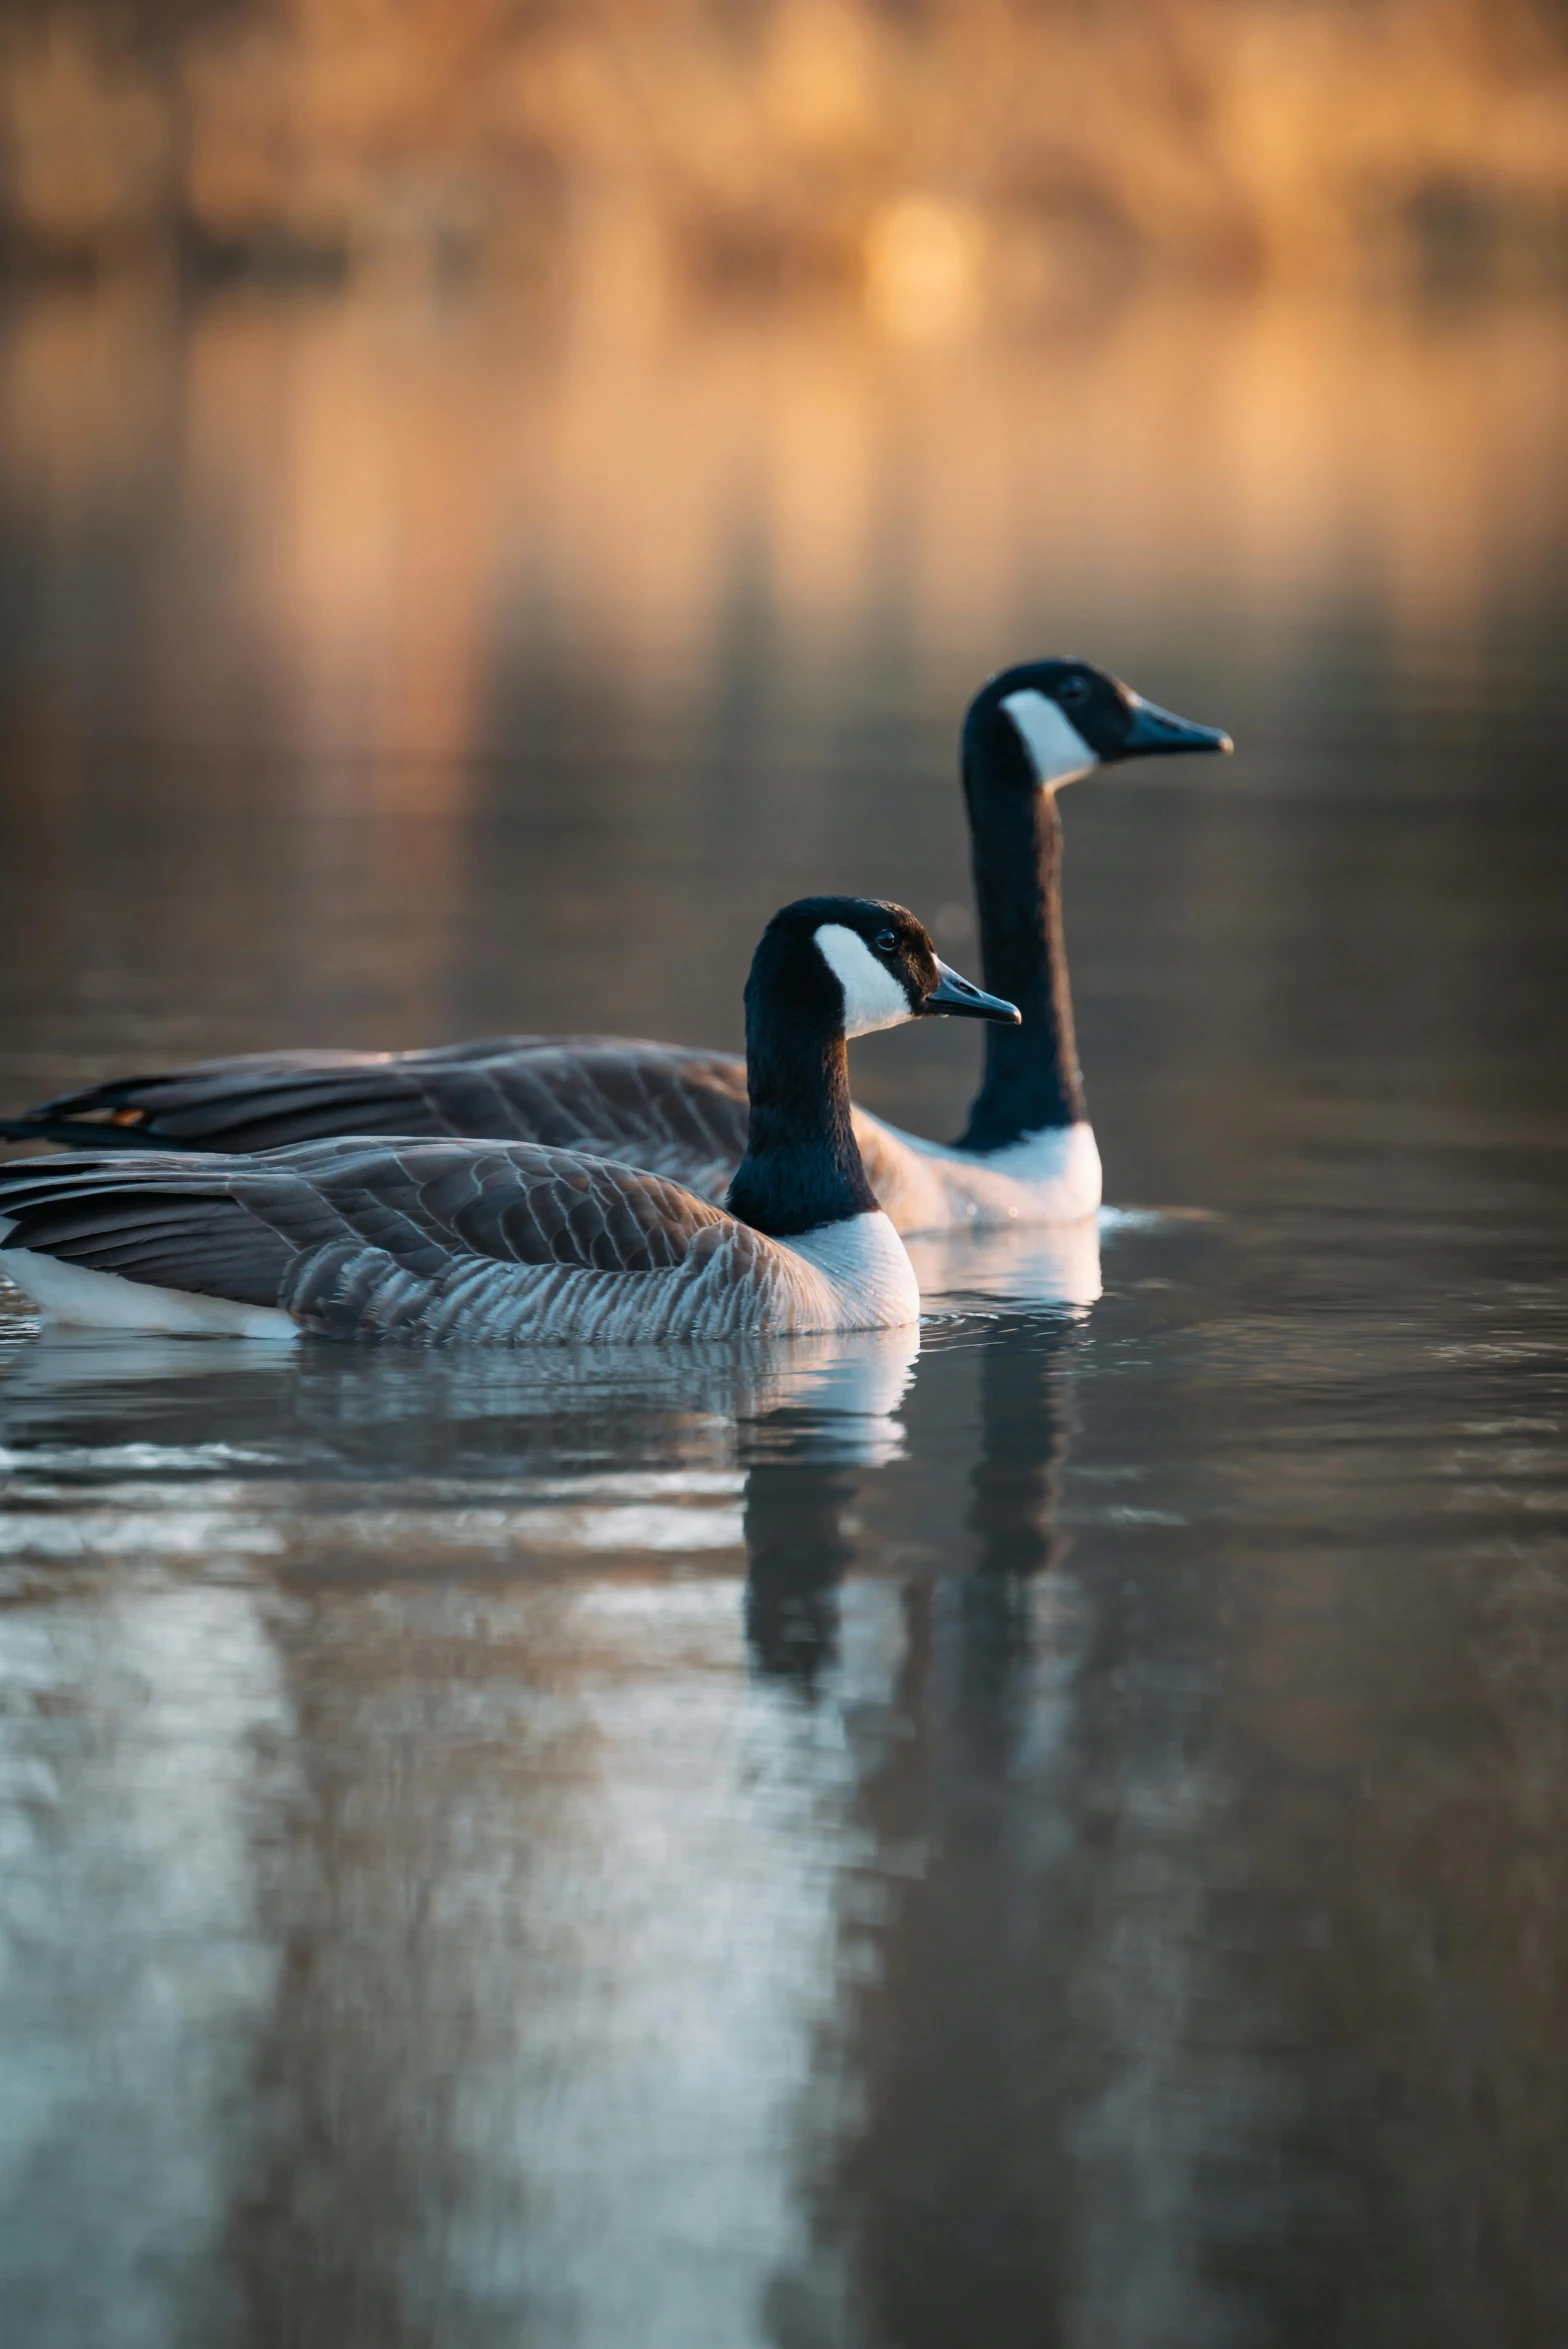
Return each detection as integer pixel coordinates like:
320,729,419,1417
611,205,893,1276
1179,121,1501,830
966,658,1233,796
751,897,1021,1041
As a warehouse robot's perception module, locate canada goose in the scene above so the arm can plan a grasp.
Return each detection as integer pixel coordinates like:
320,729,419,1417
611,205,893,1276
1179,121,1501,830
0,900,1017,1344
1,662,1229,1230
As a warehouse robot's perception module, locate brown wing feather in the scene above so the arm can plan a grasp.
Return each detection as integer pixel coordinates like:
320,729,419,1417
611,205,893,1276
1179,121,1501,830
9,1039,752,1186
0,1138,736,1311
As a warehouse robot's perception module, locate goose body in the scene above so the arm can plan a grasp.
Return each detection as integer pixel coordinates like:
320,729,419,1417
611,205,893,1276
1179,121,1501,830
0,1139,919,1343
0,902,1018,1345
2,663,1229,1231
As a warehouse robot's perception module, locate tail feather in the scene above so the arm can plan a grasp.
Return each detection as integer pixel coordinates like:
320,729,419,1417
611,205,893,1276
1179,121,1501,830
0,1155,294,1308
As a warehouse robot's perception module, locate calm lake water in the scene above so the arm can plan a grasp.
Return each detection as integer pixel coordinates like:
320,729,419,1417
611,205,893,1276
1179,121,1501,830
1,283,1567,2348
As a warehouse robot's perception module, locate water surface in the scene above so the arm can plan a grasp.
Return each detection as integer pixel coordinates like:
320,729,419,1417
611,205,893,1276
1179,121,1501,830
1,284,1567,2348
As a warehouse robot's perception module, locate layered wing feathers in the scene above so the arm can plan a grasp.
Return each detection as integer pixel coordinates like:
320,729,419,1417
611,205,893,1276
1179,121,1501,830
9,1040,753,1188
0,1137,739,1317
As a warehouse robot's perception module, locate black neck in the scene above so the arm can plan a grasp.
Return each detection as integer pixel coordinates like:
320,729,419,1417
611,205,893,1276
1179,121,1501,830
957,760,1084,1152
726,985,877,1241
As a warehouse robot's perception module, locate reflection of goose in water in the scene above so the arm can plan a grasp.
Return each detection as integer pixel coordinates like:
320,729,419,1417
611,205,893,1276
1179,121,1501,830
906,1210,1103,1313
797,1294,1262,2343
741,1397,895,1689
4,663,1229,1234
958,1317,1079,1678
0,1320,918,1448
0,1315,919,1577
757,1302,1099,2332
740,1215,1099,1690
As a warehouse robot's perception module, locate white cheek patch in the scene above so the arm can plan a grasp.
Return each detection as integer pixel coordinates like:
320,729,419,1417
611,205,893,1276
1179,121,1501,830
1001,689,1098,788
813,925,914,1039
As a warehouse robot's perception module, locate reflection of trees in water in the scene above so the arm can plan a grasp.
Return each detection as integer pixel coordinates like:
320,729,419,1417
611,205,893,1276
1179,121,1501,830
0,1324,914,2349
206,1336,907,2346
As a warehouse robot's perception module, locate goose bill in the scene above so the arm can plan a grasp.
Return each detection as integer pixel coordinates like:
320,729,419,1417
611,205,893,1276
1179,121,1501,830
1121,694,1233,757
921,963,1021,1024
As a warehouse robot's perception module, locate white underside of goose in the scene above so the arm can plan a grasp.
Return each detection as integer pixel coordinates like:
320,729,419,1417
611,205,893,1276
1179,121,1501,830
851,1114,1102,1235
0,1231,299,1338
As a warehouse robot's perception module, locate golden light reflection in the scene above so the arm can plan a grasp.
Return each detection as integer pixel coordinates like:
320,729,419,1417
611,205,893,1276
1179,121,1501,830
1,283,1563,798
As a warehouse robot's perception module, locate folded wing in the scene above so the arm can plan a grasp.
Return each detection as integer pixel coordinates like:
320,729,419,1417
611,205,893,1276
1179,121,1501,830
0,1137,759,1338
7,1039,753,1192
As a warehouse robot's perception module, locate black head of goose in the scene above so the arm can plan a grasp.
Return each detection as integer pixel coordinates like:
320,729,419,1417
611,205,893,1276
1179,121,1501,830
725,895,1016,1239
0,900,1017,1344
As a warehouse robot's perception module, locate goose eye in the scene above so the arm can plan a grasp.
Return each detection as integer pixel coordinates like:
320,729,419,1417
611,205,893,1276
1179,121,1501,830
1058,675,1088,703
875,929,898,954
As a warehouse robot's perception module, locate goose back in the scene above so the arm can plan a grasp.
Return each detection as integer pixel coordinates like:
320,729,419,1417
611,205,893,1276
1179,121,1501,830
7,1038,752,1193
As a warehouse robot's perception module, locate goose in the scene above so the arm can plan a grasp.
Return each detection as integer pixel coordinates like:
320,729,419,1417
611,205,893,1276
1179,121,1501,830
0,899,1018,1344
1,661,1229,1230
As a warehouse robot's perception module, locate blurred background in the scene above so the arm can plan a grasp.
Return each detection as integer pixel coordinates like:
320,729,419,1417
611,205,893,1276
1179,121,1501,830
3,0,1568,297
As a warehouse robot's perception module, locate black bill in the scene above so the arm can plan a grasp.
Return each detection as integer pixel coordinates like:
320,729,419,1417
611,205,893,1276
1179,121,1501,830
921,961,1021,1024
1121,693,1234,758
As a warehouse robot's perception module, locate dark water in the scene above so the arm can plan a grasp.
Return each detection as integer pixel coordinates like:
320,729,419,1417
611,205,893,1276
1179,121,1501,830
1,285,1567,2348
